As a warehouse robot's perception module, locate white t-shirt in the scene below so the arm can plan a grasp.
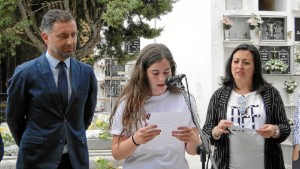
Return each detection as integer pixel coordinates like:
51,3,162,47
227,91,266,169
111,90,196,169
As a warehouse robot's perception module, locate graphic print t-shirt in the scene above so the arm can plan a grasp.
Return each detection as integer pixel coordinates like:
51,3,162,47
227,91,266,169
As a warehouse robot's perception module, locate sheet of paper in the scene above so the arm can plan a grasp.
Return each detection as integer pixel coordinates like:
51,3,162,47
229,125,256,132
141,111,190,148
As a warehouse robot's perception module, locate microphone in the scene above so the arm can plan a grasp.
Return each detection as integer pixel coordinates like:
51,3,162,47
165,74,186,86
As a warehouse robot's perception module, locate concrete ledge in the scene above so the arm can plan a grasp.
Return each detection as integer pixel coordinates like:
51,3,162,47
0,139,114,169
281,141,292,167
88,138,111,150
0,139,291,169
0,150,118,169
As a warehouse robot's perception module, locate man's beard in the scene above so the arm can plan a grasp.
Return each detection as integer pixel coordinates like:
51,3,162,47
56,50,75,60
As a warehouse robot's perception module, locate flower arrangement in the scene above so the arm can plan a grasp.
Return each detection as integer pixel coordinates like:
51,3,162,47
284,78,299,94
295,50,300,64
247,13,263,30
288,118,294,126
223,16,233,30
264,59,288,72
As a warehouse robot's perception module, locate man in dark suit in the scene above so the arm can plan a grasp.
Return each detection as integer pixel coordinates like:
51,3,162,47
6,9,98,169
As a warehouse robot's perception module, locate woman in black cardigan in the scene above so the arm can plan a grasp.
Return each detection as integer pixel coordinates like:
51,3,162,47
203,44,290,169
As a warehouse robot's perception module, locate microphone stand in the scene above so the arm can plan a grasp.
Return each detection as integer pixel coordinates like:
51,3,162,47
173,79,218,169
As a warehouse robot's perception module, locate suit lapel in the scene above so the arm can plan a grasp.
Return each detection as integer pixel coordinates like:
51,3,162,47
37,54,64,112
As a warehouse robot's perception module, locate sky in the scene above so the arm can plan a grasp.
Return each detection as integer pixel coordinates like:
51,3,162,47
141,0,212,122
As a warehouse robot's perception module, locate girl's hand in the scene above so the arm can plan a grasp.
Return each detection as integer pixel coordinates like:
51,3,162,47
172,126,198,143
133,125,161,145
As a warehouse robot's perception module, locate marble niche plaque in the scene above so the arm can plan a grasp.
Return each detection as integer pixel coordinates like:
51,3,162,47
226,0,242,10
104,59,125,77
260,16,286,42
258,46,290,74
295,17,300,42
224,15,251,41
104,80,126,97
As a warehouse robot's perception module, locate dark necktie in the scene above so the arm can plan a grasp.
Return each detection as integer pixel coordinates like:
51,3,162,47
57,62,68,111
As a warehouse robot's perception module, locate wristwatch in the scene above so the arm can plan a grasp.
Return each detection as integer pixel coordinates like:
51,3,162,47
273,129,280,138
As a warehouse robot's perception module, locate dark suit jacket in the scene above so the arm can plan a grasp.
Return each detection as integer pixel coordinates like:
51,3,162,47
6,53,98,169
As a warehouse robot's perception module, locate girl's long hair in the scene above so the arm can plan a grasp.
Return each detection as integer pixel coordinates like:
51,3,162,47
109,43,178,137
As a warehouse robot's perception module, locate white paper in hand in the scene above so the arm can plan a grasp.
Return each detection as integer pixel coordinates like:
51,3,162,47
143,111,190,148
229,125,256,132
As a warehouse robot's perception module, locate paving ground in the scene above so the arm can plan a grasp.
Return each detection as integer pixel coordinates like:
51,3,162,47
186,154,292,169
0,141,293,169
186,140,293,169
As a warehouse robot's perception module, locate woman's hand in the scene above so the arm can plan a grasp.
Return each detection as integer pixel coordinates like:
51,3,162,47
256,124,279,138
212,120,233,138
133,125,161,145
172,126,198,143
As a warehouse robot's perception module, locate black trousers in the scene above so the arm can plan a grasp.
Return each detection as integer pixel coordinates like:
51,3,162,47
58,153,73,169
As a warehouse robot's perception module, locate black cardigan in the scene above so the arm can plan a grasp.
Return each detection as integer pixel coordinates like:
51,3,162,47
203,86,291,169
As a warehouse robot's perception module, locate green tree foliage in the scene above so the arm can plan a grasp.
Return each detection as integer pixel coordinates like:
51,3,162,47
0,0,31,59
11,0,177,64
